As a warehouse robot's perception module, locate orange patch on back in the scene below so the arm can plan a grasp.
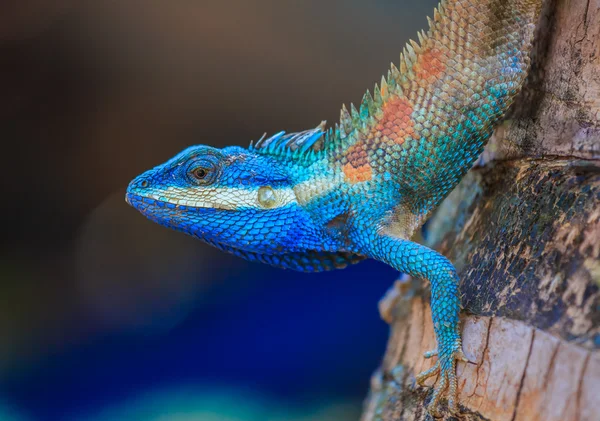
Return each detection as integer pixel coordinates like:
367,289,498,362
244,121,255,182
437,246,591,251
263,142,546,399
378,97,415,145
414,48,445,81
343,144,373,183
345,143,368,167
343,162,372,184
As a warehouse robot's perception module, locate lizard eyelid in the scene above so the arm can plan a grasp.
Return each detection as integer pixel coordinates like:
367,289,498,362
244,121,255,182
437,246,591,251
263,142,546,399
186,158,219,185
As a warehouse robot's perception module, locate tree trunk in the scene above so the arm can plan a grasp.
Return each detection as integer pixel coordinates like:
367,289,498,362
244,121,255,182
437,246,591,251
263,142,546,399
361,0,600,420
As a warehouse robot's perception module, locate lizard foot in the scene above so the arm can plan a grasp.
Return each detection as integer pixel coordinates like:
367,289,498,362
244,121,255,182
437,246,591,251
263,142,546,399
416,346,470,417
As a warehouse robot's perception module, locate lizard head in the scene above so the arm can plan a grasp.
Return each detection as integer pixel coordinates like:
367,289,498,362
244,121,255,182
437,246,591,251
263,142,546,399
126,145,317,254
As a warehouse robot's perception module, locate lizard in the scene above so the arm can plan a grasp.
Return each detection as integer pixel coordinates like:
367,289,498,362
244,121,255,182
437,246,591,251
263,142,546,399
126,0,543,415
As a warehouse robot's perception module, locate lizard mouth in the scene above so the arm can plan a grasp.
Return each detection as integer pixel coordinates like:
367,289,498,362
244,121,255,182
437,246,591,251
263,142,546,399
125,193,195,212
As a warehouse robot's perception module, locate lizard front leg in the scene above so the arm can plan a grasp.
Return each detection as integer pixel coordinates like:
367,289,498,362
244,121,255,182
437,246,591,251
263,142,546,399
368,235,469,416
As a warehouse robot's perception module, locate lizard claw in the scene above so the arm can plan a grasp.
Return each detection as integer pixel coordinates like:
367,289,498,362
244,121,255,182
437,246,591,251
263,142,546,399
456,348,477,365
416,346,465,416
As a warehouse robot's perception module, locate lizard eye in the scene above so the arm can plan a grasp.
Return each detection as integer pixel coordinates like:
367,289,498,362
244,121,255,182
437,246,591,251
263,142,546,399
187,160,218,185
193,168,207,179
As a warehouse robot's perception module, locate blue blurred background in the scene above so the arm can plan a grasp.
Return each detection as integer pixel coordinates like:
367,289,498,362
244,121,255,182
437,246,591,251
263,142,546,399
0,1,435,420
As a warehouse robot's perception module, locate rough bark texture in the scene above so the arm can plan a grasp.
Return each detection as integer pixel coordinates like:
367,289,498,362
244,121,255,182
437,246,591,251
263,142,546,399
361,0,600,420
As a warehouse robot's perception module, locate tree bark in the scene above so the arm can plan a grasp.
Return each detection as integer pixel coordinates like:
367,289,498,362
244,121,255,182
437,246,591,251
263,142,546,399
361,0,600,420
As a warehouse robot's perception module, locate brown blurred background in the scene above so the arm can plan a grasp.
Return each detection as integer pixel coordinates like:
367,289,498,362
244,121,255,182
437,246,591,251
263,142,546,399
0,1,436,420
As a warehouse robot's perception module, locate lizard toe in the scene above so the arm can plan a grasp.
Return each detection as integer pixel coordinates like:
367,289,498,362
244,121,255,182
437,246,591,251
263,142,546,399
423,349,438,359
418,347,465,416
415,361,440,386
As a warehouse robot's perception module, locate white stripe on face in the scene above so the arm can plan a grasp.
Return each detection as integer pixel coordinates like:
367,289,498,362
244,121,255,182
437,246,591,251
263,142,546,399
144,186,297,210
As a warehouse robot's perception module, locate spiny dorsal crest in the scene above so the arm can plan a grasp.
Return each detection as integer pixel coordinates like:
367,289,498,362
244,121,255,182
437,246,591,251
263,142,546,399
249,121,329,160
335,1,443,141
252,0,444,155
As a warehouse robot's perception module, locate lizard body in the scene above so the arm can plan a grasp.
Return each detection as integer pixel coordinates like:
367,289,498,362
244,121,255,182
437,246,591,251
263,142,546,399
127,0,543,414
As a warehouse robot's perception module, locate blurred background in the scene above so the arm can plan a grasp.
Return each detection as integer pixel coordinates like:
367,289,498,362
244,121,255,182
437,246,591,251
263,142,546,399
0,1,436,420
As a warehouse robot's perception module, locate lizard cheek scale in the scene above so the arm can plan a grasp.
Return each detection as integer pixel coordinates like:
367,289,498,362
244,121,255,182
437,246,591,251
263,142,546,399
257,186,278,209
127,0,543,416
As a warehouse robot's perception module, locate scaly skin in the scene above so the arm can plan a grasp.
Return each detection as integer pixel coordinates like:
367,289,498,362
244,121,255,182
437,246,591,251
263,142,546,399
126,0,542,415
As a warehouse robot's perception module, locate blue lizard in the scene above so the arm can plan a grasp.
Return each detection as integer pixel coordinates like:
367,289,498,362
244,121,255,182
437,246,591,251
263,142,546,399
126,0,542,415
